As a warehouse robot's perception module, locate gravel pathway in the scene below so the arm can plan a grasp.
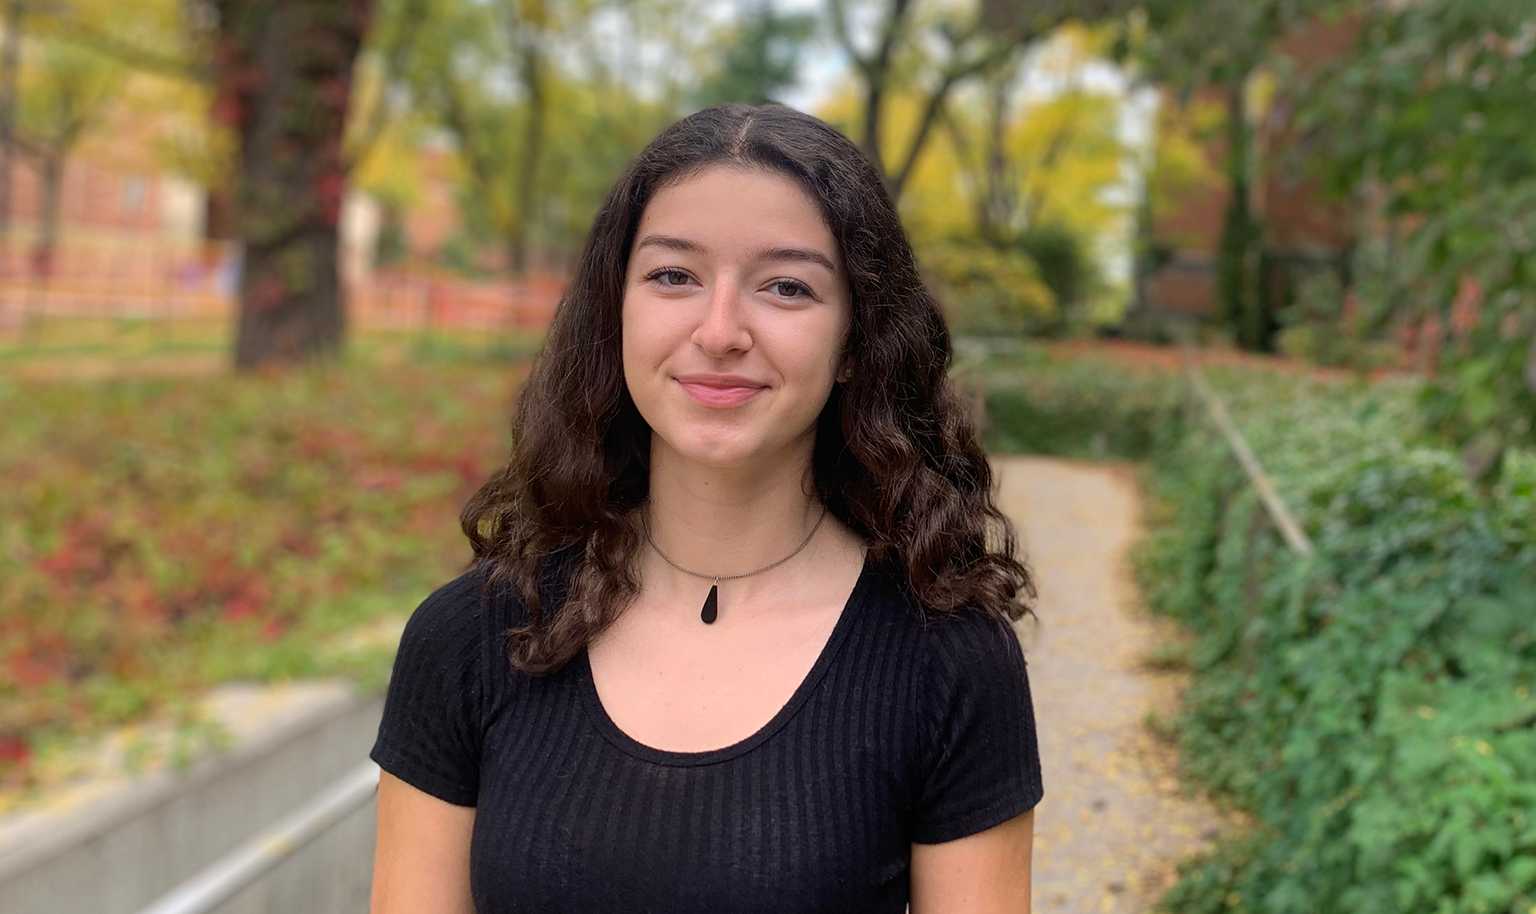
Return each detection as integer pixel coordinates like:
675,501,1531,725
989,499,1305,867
993,455,1248,914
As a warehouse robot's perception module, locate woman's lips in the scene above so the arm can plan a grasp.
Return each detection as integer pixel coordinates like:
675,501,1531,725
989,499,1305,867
677,380,765,407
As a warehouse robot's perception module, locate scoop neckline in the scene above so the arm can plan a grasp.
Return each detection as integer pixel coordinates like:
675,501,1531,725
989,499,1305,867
577,549,874,768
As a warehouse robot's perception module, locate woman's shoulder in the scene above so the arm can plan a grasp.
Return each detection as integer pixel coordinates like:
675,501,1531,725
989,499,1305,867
396,562,540,654
863,554,1013,635
863,559,1029,685
394,564,496,660
855,558,1026,684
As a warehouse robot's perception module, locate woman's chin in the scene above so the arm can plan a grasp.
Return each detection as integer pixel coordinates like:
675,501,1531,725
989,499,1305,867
659,429,764,469
678,444,761,470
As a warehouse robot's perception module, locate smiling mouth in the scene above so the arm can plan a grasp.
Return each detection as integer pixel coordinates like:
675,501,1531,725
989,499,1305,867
676,380,766,407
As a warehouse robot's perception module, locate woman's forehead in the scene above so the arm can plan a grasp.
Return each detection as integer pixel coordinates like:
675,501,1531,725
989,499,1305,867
635,165,838,258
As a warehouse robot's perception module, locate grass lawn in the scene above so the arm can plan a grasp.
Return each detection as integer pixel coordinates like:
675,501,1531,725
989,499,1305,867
0,315,547,375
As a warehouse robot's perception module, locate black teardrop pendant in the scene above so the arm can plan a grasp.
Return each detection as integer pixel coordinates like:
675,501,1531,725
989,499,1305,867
700,580,719,624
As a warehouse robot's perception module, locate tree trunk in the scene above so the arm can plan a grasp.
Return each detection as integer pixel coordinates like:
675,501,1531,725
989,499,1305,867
0,0,21,271
507,9,547,277
835,0,914,192
204,184,238,241
212,0,374,371
1217,76,1261,350
861,74,886,181
35,153,63,273
979,70,1015,243
21,152,62,332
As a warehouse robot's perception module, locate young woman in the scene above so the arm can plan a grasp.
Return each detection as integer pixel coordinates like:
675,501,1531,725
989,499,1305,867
369,102,1044,914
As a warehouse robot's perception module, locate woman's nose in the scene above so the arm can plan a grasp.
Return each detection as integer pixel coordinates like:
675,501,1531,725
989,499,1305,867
691,275,752,355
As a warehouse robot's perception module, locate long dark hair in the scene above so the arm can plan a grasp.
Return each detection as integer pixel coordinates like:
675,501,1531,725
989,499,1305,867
460,102,1036,675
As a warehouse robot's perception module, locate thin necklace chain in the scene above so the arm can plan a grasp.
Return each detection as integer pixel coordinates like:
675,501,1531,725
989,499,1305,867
641,502,828,582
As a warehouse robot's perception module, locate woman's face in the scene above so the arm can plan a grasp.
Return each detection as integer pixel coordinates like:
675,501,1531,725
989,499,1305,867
621,164,853,472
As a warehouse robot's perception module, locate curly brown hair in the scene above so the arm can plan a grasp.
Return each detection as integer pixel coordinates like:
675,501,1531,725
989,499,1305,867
459,102,1036,675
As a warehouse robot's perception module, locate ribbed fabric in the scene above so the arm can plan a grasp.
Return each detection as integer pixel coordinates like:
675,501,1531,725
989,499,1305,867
370,551,1044,913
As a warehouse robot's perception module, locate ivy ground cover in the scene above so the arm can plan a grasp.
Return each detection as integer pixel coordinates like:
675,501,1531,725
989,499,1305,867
977,344,1536,914
1132,368,1536,914
2,350,525,806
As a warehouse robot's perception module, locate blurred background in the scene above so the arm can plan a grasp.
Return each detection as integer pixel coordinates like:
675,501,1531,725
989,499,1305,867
2,1,1533,913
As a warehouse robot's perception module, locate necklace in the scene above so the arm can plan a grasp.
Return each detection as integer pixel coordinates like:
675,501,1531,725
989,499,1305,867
640,503,829,624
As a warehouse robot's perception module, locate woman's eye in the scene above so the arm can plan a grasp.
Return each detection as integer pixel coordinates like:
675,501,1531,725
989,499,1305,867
643,270,811,300
647,268,692,287
769,279,812,300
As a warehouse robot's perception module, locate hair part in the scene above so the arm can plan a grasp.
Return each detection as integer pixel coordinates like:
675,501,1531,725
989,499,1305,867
459,102,1037,675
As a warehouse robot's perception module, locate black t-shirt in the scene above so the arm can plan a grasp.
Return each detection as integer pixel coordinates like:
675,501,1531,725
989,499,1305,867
369,551,1044,913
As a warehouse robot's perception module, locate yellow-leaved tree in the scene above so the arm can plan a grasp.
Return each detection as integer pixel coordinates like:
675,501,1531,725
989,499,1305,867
819,21,1137,335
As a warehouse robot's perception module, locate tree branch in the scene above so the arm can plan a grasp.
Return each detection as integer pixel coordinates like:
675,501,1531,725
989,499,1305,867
889,28,1027,198
437,77,495,195
343,0,429,172
1494,706,1536,734
980,62,1020,239
826,0,914,165
40,18,209,82
825,0,872,79
869,0,914,86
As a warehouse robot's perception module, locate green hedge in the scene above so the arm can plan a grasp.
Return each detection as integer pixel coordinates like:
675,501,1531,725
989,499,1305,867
974,346,1184,460
1141,369,1536,914
976,349,1536,914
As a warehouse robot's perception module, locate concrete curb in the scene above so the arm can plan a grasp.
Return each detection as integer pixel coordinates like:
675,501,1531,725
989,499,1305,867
0,676,388,914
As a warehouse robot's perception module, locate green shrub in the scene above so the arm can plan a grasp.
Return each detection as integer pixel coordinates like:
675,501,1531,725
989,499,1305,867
925,239,1056,336
1135,368,1536,914
976,349,1536,913
975,347,1184,460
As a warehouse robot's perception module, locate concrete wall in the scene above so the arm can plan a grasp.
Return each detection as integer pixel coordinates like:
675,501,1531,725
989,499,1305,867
0,681,387,914
197,796,378,914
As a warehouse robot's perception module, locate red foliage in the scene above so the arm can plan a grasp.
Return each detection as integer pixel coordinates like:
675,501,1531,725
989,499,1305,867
454,454,483,486
0,734,31,772
209,38,247,128
35,513,128,588
403,452,486,488
6,634,72,689
234,63,267,96
356,466,404,491
317,76,353,110
277,528,321,558
295,426,368,461
127,580,171,629
135,548,276,630
210,92,244,129
219,576,272,624
314,171,346,226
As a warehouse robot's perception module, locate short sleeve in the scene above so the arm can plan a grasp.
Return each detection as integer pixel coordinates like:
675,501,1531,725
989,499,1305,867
369,571,487,807
911,612,1045,844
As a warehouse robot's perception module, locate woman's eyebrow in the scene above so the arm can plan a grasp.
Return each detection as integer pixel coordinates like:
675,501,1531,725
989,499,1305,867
755,246,839,276
634,233,838,276
634,233,706,256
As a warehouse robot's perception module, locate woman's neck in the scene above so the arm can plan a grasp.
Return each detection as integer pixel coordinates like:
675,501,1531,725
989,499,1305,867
639,447,826,604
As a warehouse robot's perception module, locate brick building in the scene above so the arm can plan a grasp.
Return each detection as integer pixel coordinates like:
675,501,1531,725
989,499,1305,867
0,95,495,325
1133,14,1362,333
